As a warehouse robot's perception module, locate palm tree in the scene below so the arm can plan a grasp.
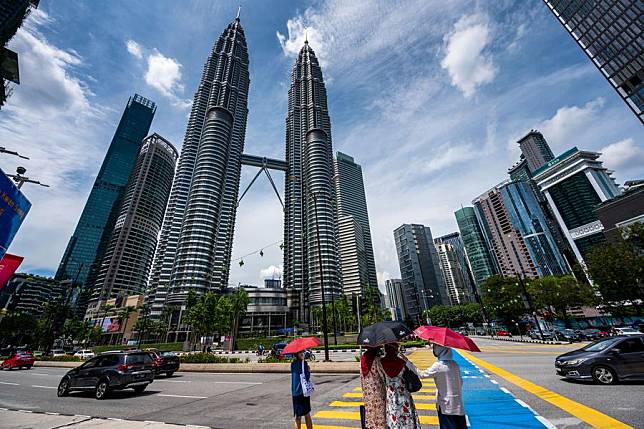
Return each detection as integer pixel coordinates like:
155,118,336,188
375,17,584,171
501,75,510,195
98,303,115,345
229,289,249,351
117,306,136,345
161,304,178,343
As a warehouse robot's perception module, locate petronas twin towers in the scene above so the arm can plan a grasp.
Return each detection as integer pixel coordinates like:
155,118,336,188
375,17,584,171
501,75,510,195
148,15,341,322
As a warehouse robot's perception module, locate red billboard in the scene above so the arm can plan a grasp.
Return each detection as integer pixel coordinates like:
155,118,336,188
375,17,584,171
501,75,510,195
0,253,23,291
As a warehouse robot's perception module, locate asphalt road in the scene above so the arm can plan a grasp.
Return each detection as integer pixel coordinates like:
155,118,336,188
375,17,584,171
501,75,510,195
1,339,642,429
469,337,644,429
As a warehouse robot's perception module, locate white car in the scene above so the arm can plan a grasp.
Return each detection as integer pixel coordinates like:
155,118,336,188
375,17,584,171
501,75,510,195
613,327,642,336
50,349,67,357
73,350,95,360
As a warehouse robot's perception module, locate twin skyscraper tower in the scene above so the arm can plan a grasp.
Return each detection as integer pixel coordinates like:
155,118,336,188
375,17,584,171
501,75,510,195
147,15,344,323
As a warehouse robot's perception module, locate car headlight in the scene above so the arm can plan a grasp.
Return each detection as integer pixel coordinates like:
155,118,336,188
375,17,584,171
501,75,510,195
564,358,588,366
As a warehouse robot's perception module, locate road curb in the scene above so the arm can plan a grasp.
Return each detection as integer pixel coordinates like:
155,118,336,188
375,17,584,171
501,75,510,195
469,335,565,345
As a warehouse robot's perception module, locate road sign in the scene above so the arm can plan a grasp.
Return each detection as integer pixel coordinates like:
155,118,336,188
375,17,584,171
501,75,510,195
0,168,31,259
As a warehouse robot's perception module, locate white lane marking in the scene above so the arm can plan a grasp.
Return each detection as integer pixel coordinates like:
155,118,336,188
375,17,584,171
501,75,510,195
154,379,191,383
212,381,262,385
31,385,57,389
45,412,60,415
30,373,53,376
18,409,33,413
0,381,19,385
535,415,558,429
157,394,208,399
490,379,498,384
500,387,511,394
515,398,531,409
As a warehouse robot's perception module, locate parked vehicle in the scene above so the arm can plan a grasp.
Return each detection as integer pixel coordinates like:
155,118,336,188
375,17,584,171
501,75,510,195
1,351,35,370
50,349,67,357
555,335,644,384
147,349,180,377
57,351,155,399
613,327,642,336
73,350,95,360
555,329,581,342
496,330,510,336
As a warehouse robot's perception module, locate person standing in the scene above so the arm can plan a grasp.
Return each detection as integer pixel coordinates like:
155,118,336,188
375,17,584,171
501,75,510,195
420,344,467,429
291,351,313,429
380,343,421,429
360,346,387,429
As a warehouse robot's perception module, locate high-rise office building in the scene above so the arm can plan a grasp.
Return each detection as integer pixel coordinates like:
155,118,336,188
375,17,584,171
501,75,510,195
384,278,407,321
543,0,643,123
394,224,447,321
474,180,570,278
2,273,66,318
434,232,476,299
334,152,378,296
337,215,369,298
56,94,156,314
283,39,341,315
435,243,473,305
148,16,250,318
87,134,177,317
533,147,621,263
518,130,555,173
454,207,497,288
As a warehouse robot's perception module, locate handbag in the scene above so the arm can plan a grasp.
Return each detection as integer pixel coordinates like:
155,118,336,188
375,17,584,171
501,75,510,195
402,365,422,393
300,360,315,397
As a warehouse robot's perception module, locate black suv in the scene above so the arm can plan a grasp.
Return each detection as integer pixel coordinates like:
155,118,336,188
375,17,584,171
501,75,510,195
57,351,154,399
555,335,644,384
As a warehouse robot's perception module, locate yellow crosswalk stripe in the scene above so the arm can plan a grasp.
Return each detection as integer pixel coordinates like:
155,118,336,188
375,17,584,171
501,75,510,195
342,392,364,398
313,426,360,429
329,401,437,411
343,392,435,400
315,410,438,425
412,394,436,400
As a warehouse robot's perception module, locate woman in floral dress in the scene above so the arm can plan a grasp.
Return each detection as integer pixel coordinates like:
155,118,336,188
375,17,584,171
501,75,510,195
380,343,421,429
360,346,387,429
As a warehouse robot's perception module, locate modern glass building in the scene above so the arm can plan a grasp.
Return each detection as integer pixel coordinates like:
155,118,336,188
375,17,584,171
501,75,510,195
454,207,497,288
337,215,369,298
533,147,621,263
86,134,177,318
394,224,447,321
334,152,378,296
435,243,473,305
384,278,407,321
543,0,644,123
518,130,555,173
434,232,476,301
499,180,570,277
56,94,156,314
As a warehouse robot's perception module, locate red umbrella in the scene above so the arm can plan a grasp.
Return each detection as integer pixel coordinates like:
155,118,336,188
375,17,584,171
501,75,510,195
281,337,321,355
414,326,481,352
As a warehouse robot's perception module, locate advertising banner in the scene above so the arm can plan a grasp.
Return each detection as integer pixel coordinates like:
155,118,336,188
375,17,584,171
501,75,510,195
0,253,23,291
0,169,31,260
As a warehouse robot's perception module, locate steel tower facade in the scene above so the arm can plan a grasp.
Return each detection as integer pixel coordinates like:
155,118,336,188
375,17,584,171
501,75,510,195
147,16,249,315
284,41,341,317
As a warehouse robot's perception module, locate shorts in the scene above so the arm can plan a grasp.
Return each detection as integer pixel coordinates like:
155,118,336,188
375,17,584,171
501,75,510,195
292,394,311,417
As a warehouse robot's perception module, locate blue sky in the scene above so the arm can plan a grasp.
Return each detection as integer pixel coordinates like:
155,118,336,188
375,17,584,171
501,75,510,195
1,0,642,289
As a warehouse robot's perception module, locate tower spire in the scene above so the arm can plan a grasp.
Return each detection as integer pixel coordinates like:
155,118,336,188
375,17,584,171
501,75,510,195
236,5,241,20
305,28,308,44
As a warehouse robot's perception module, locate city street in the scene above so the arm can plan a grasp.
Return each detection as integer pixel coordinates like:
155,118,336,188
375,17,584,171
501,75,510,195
1,339,641,428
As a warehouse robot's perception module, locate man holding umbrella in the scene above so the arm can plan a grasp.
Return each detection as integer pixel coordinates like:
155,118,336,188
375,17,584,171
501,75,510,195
415,326,480,429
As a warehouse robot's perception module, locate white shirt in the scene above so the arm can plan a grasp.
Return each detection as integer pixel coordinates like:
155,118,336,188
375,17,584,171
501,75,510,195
421,361,465,416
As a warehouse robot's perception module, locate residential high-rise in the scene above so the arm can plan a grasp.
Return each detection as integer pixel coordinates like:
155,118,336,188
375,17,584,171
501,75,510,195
533,147,621,263
435,243,473,305
334,151,378,297
474,180,569,278
337,215,368,297
518,130,555,173
454,207,497,288
56,94,156,314
283,40,341,317
434,232,476,300
394,224,447,321
148,16,250,318
2,273,66,318
543,0,644,123
384,278,407,321
86,134,177,317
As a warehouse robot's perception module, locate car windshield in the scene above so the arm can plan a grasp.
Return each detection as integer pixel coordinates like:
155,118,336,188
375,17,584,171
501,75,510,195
161,352,176,357
617,328,639,333
583,337,621,352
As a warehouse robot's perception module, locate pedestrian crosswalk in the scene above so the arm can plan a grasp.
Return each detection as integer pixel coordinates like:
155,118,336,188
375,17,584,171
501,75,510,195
312,349,440,428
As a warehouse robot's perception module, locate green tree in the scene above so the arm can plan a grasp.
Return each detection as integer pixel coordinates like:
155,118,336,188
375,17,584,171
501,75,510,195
529,275,596,327
229,289,249,350
585,223,644,315
481,276,526,328
117,306,136,344
424,303,483,327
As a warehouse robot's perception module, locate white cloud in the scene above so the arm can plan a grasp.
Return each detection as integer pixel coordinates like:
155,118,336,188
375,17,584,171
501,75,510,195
259,264,283,281
537,98,605,148
0,10,108,273
126,39,143,59
441,14,497,97
600,138,644,174
418,143,477,173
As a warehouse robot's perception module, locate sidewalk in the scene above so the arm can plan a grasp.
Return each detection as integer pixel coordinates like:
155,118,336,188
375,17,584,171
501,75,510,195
0,408,210,429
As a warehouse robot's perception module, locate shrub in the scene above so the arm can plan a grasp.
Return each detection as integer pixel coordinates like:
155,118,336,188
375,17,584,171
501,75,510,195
37,355,82,362
93,342,182,354
257,355,286,363
179,353,244,364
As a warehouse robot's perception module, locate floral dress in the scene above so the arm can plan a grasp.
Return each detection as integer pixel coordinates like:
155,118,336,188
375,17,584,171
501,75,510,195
361,357,387,429
382,362,421,429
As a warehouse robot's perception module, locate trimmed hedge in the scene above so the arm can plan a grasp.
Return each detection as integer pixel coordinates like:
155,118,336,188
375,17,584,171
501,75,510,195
93,342,183,354
37,355,82,362
311,340,427,350
179,353,248,364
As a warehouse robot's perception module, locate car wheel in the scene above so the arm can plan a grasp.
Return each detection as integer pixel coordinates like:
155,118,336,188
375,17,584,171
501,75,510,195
592,365,617,385
57,378,70,397
166,372,174,377
133,385,147,394
95,380,109,399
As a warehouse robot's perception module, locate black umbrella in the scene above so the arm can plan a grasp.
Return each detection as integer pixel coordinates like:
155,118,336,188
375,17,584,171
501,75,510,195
358,321,411,346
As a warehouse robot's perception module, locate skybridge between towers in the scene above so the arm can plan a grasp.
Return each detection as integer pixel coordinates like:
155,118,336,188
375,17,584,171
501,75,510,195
238,153,288,209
